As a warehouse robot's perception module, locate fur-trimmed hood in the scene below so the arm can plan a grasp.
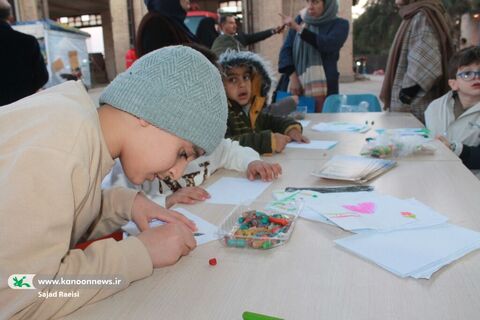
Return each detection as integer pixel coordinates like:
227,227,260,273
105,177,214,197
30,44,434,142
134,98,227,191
218,50,275,98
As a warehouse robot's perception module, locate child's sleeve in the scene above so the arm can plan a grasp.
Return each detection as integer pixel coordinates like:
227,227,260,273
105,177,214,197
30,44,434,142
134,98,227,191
227,129,276,155
460,145,480,169
85,186,139,240
216,138,261,171
256,112,302,136
0,148,152,320
225,113,276,154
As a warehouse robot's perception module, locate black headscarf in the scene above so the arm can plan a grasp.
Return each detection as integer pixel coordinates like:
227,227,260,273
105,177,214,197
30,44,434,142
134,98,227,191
144,0,197,41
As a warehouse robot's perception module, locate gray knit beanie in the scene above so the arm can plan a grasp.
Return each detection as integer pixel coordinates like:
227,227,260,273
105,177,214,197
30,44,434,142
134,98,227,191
99,45,227,155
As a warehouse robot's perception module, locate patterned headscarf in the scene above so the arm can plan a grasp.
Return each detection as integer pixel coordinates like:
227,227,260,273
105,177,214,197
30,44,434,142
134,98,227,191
292,0,339,99
302,0,339,26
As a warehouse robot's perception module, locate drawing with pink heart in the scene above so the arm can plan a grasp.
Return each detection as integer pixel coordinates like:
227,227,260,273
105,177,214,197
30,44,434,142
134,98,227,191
342,202,376,214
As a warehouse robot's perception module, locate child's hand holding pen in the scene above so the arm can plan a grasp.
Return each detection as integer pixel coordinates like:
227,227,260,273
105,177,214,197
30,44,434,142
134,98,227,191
132,193,200,267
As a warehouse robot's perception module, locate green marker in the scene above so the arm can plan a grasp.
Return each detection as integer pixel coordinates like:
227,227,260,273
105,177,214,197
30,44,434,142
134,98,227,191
242,311,284,320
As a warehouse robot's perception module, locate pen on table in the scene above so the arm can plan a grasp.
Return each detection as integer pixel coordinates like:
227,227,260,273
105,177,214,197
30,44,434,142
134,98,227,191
193,232,204,237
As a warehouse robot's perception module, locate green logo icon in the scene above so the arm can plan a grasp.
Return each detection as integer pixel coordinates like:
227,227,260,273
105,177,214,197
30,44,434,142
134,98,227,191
8,274,36,289
13,276,31,288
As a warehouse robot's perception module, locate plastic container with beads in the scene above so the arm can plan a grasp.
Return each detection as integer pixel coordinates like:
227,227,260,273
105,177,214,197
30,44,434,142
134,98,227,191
217,201,301,250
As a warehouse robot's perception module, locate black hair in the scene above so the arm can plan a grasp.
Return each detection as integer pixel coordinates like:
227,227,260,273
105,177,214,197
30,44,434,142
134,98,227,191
219,14,235,25
448,46,480,79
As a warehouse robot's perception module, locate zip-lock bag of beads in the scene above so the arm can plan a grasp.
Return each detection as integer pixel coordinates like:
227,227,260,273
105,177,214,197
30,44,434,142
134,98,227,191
360,134,436,158
218,201,301,250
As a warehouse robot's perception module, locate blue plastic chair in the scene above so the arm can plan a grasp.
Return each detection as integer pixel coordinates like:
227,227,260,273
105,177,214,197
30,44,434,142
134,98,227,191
322,94,382,113
275,91,316,113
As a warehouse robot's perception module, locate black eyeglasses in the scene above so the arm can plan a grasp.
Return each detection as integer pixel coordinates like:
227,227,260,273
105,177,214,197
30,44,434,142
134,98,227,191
456,70,480,81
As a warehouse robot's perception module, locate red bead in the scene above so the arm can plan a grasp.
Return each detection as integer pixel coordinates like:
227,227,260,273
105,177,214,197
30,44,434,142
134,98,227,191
209,258,217,266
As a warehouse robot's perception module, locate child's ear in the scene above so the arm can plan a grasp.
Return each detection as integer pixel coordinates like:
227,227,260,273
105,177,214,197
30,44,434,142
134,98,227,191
448,79,459,91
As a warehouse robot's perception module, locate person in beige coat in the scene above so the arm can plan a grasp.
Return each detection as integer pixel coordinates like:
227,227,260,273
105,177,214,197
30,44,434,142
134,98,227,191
0,46,227,319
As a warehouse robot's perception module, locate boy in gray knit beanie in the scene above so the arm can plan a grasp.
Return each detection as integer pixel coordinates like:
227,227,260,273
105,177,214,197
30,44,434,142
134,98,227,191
100,45,227,155
0,45,228,318
97,46,228,267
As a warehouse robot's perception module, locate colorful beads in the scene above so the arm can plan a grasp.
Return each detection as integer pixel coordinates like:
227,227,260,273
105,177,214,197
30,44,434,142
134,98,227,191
225,210,293,250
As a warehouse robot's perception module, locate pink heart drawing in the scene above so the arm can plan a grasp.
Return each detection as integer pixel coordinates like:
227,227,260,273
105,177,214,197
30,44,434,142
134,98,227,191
342,202,375,214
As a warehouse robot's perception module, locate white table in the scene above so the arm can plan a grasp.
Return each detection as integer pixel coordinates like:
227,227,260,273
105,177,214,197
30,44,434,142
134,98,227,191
66,113,480,320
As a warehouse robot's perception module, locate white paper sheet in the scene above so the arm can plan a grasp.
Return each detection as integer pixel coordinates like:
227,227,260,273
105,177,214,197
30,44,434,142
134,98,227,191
270,190,335,225
304,192,447,232
205,177,271,205
121,207,220,246
335,224,480,278
301,206,336,225
311,122,370,133
286,140,337,150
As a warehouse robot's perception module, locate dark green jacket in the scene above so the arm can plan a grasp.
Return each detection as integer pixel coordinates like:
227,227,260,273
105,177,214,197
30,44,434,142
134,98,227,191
226,99,301,155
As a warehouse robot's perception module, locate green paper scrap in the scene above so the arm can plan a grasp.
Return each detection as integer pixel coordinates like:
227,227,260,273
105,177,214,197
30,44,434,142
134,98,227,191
242,311,284,320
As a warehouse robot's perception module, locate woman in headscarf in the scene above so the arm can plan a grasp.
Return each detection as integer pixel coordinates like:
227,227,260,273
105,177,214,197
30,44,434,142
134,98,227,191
137,0,198,57
144,0,197,41
279,0,349,112
380,0,453,123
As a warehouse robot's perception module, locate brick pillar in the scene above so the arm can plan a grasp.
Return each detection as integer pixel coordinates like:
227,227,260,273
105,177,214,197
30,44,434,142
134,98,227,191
461,13,480,47
338,0,354,82
250,0,283,78
101,11,116,81
16,0,46,21
108,0,130,76
133,0,148,35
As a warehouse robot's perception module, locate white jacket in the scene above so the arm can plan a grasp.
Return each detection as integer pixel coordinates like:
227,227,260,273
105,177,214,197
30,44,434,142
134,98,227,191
425,91,480,157
110,138,260,206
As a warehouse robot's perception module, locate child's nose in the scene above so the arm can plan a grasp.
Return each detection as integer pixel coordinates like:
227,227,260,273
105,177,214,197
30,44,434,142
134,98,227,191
168,161,189,180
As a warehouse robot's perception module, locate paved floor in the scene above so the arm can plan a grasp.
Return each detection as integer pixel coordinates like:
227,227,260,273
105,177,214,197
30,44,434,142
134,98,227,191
88,75,385,106
340,75,384,97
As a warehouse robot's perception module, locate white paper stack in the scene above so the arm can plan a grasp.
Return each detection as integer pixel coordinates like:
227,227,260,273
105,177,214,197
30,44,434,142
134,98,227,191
312,155,396,183
335,224,480,279
270,190,480,279
311,121,370,133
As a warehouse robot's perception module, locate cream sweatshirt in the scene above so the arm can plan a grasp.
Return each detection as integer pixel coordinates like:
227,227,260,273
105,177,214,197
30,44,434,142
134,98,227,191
0,81,152,319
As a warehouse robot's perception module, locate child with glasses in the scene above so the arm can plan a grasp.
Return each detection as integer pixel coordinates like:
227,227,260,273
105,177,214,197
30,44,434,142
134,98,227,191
425,46,480,176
